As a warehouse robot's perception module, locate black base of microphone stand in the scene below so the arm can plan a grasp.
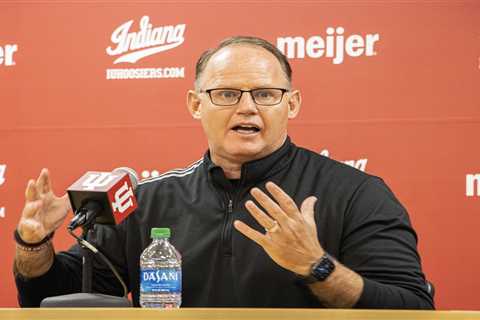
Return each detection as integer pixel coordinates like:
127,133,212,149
40,221,131,308
40,293,132,308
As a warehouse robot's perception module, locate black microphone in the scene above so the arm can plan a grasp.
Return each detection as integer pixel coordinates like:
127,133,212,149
67,167,139,230
40,167,139,308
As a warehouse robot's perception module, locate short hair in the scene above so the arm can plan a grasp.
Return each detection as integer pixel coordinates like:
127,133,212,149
195,36,292,89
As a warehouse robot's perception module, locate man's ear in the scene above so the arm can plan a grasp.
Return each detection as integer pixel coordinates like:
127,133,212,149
187,90,202,119
287,90,302,119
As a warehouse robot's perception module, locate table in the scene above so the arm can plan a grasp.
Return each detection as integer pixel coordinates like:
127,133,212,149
1,308,480,320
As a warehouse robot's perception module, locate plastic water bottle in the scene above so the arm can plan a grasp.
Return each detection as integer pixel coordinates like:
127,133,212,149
140,227,182,308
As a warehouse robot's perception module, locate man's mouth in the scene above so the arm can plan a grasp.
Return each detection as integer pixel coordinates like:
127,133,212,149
232,125,261,134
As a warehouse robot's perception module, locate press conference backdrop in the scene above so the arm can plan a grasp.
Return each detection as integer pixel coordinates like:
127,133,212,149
0,0,479,310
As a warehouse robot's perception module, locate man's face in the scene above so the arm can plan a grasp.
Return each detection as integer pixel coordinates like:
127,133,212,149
188,45,301,164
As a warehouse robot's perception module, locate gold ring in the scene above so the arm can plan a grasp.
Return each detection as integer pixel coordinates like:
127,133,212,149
265,220,279,233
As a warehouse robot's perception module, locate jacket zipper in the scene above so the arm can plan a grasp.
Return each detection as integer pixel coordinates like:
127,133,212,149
221,195,234,256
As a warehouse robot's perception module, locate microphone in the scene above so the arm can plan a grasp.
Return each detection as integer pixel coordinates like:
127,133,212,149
67,167,139,230
40,167,138,307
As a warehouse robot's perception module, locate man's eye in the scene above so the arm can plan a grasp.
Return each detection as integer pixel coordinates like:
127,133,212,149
255,90,273,98
219,91,237,98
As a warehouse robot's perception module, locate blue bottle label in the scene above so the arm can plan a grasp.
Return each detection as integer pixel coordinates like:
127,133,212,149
140,268,182,294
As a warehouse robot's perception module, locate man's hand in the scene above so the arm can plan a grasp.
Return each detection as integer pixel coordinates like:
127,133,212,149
17,168,70,243
234,181,324,276
234,181,364,307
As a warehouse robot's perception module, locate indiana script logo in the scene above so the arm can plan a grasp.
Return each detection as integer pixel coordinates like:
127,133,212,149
320,149,368,172
106,16,186,64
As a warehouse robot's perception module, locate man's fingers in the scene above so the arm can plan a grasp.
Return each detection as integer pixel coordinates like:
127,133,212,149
36,168,51,194
22,199,42,218
25,179,38,202
61,194,72,211
250,187,290,226
265,182,299,217
234,220,268,247
245,200,277,231
300,196,317,223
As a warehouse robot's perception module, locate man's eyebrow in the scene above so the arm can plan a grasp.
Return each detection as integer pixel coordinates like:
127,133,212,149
204,86,289,92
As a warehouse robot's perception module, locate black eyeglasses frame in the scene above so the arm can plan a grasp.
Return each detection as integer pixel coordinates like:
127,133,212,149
200,88,289,106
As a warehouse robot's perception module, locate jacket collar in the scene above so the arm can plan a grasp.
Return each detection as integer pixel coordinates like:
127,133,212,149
204,137,296,190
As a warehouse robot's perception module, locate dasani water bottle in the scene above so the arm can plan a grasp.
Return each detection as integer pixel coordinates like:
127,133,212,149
140,227,182,308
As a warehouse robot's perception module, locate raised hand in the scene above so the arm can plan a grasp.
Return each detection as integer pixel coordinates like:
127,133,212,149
234,181,324,276
17,168,71,243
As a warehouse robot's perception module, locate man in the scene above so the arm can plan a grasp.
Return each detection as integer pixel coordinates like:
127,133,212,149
14,36,434,308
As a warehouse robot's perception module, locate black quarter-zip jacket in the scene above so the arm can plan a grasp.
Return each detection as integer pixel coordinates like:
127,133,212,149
16,138,434,309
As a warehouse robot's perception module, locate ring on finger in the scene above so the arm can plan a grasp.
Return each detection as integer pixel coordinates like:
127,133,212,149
265,220,280,233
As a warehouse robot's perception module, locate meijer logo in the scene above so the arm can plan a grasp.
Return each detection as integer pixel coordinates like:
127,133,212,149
112,181,134,214
106,16,185,64
277,27,379,64
466,174,480,197
0,44,18,66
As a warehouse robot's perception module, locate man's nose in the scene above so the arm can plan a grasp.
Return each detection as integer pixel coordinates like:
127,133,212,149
236,92,259,114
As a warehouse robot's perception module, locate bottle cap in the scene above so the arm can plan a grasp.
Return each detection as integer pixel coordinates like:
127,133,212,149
151,227,170,239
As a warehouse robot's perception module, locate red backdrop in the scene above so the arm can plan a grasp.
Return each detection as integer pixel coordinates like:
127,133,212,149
1,0,479,310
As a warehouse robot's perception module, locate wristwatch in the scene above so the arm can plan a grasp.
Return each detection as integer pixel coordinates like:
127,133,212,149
298,253,336,284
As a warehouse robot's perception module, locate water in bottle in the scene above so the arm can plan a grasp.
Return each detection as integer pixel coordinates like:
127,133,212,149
140,227,182,308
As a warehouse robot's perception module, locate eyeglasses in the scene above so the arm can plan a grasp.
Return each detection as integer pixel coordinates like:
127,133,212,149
201,88,289,106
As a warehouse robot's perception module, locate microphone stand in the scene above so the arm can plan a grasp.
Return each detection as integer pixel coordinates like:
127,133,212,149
81,222,94,294
40,212,131,308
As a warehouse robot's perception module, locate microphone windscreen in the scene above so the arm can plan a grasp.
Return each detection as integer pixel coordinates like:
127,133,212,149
113,167,139,190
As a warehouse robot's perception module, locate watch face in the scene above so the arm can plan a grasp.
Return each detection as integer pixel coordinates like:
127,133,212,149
311,254,335,281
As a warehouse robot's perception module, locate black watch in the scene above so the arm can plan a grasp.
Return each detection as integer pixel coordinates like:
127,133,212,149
298,253,336,284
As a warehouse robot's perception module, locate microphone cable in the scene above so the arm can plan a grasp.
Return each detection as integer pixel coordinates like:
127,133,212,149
67,227,129,298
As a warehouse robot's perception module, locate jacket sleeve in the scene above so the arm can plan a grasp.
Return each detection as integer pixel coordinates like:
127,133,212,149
15,223,129,307
340,177,434,309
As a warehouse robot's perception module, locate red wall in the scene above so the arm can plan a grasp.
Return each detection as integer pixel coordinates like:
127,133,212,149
1,1,479,309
